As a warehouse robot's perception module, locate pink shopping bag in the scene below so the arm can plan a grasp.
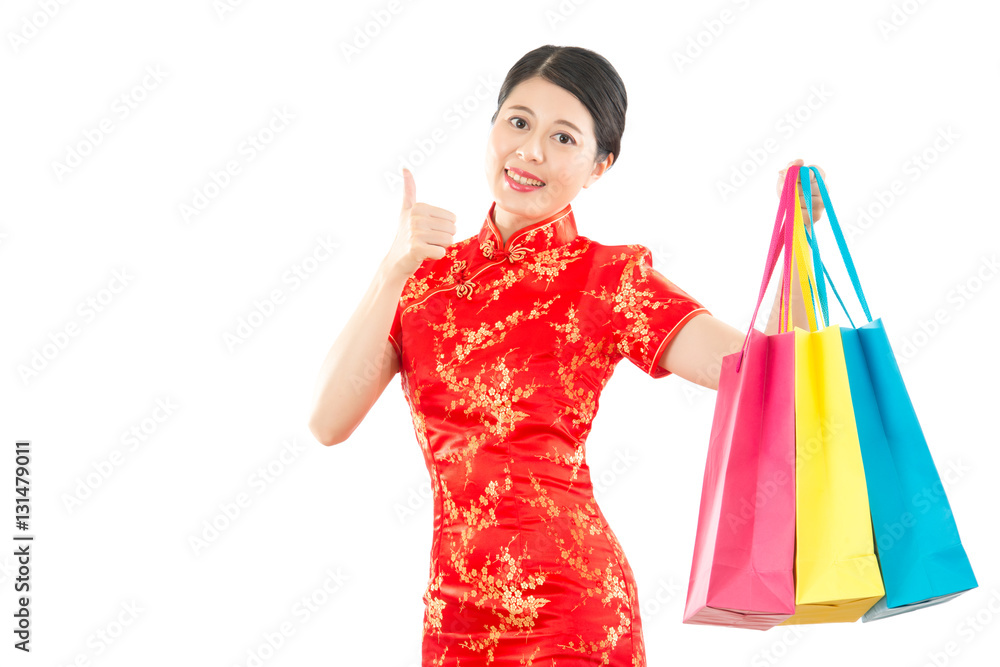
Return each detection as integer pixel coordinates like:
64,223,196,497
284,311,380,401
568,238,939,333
682,167,805,629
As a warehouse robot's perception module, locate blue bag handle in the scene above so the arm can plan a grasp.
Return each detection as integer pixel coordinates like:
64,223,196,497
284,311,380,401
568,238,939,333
802,223,858,329
800,165,874,326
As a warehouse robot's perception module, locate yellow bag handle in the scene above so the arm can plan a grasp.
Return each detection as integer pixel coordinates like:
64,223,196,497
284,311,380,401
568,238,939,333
779,177,821,333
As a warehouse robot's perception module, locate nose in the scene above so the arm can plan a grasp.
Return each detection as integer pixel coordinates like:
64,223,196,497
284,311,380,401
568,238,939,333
516,130,544,164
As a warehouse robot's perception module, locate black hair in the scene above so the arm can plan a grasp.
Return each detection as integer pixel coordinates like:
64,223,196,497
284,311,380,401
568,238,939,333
490,45,627,170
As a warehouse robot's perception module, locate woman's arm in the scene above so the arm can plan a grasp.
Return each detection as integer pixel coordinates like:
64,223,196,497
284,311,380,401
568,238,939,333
308,167,457,446
307,257,407,446
657,263,810,391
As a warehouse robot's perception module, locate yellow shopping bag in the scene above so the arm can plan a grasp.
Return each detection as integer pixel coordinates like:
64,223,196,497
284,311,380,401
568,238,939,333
778,175,885,625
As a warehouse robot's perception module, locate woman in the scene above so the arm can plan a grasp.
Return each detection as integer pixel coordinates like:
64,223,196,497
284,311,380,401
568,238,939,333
309,45,825,666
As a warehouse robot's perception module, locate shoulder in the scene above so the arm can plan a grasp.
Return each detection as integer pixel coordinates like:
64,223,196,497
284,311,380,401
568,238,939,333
578,236,659,278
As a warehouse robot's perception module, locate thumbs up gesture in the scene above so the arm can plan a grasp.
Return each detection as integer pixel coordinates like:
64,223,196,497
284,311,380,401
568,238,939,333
385,167,458,280
777,158,826,227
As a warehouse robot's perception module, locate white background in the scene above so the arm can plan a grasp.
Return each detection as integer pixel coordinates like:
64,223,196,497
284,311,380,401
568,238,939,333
2,1,998,665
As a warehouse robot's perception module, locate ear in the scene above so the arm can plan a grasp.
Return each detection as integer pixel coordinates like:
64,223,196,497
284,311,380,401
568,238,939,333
583,152,614,189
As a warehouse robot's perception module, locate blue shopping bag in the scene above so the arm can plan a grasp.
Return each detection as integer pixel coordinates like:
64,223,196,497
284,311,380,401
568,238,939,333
797,166,979,621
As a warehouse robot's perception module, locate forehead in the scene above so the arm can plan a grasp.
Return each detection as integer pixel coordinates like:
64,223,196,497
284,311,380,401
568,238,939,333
502,77,593,134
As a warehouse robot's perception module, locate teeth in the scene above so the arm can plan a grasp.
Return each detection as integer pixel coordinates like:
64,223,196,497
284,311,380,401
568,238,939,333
507,169,544,186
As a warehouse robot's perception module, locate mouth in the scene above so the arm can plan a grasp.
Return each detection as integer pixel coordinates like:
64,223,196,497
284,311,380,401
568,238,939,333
504,168,546,191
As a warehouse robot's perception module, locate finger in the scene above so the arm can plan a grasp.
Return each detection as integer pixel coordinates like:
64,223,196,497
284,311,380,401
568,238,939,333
420,214,458,234
401,167,416,212
412,204,458,222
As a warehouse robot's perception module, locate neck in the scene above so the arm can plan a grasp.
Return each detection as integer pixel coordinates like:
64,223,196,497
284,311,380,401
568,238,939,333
493,205,549,246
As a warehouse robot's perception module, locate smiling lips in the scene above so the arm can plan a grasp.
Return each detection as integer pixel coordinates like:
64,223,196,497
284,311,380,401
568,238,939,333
505,167,546,190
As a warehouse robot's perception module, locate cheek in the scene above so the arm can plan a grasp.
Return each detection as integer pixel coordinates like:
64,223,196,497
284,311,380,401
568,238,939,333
490,127,520,156
485,138,505,167
549,164,577,188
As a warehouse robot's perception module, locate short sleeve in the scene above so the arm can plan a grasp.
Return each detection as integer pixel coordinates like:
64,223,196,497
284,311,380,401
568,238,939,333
388,295,404,364
610,246,711,378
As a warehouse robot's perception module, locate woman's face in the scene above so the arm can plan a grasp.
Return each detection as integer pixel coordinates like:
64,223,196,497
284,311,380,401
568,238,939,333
485,76,613,226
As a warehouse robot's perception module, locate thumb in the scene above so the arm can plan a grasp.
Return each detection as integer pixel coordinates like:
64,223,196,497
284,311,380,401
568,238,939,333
401,167,416,213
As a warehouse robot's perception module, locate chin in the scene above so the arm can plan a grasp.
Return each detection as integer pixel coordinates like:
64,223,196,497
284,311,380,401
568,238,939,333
495,181,549,209
494,192,528,213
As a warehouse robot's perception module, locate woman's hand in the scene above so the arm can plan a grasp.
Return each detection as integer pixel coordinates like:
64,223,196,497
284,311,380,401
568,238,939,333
776,158,826,226
383,167,458,281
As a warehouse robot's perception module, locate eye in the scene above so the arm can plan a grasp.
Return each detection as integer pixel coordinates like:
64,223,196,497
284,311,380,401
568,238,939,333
508,117,576,145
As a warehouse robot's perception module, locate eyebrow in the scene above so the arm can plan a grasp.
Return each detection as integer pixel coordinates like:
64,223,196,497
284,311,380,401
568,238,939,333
507,105,584,136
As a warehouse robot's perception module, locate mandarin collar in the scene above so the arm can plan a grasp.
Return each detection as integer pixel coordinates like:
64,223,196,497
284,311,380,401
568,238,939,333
476,201,577,263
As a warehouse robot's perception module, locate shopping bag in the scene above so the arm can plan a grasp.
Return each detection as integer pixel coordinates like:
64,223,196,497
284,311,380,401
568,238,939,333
777,169,886,625
796,166,978,622
683,166,817,629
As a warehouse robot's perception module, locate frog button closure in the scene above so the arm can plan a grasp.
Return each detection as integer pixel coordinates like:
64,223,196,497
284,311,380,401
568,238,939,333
480,238,529,263
451,260,476,300
477,201,576,267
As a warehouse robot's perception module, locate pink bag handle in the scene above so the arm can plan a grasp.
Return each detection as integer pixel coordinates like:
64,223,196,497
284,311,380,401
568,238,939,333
735,165,801,373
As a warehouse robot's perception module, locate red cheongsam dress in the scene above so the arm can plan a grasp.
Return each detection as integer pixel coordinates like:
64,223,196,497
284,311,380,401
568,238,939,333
388,201,711,666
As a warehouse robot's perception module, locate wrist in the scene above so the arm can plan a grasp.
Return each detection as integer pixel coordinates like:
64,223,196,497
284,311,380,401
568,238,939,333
378,255,410,289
